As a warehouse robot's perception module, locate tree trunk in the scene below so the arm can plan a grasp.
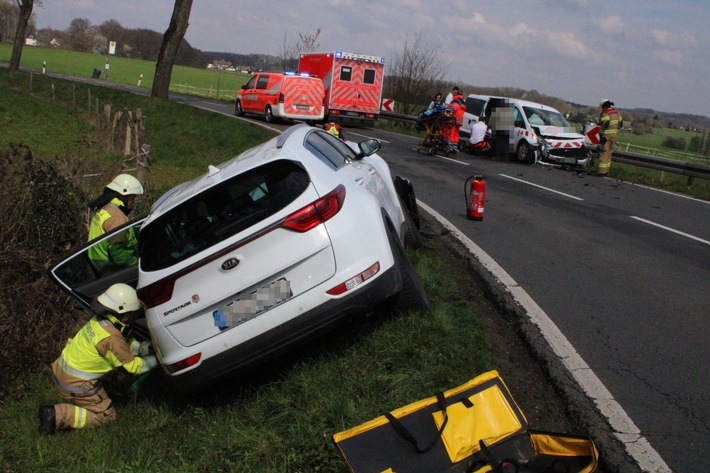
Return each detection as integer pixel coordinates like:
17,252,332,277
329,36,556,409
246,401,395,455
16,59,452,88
9,0,34,73
151,0,193,99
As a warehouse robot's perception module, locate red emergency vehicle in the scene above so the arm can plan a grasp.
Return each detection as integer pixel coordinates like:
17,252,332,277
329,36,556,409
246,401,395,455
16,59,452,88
298,51,385,126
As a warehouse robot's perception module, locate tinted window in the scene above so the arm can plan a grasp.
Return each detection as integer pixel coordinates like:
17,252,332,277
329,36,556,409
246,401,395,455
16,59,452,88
340,66,352,81
466,97,487,116
245,75,256,88
304,130,357,169
256,75,270,89
139,160,309,271
363,68,376,84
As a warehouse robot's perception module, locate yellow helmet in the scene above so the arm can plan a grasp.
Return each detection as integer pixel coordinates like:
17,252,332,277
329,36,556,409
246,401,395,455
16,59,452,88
107,174,144,196
97,283,141,314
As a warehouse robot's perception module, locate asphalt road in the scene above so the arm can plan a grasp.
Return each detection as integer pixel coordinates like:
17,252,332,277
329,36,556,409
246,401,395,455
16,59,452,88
345,127,709,473
71,82,708,472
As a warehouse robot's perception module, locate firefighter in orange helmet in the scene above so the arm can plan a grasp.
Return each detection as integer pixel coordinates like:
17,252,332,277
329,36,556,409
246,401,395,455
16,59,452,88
323,121,344,140
595,99,623,176
38,284,157,434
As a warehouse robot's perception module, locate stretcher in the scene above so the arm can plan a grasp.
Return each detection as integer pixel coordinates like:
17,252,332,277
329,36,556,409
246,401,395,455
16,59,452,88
416,107,455,156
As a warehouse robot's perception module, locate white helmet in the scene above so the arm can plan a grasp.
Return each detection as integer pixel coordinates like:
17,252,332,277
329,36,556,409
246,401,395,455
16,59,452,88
599,99,614,108
97,283,141,314
106,174,144,196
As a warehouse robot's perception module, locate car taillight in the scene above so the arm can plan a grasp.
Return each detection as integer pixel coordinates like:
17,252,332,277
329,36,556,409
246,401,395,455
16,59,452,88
281,185,345,232
327,262,380,295
329,109,340,115
137,277,177,309
278,93,284,103
165,353,202,374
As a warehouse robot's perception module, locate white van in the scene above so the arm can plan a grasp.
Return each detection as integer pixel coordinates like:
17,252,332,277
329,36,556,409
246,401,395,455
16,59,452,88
461,94,590,166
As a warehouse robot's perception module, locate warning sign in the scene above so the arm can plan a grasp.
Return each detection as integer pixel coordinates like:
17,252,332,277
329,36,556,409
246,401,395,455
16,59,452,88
381,98,395,112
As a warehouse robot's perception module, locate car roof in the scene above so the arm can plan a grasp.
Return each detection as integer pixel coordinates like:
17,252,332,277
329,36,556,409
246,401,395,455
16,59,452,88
467,94,563,113
144,124,313,224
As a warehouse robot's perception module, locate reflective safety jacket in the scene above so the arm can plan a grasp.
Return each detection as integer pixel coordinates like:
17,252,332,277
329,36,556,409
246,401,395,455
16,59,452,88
58,315,155,381
451,94,466,126
88,198,138,271
600,106,623,137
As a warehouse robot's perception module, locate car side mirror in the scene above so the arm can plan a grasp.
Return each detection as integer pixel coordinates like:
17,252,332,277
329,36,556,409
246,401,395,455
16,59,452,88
354,139,381,160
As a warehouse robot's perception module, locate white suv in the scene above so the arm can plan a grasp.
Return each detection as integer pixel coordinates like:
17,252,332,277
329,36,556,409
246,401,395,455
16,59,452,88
50,124,427,391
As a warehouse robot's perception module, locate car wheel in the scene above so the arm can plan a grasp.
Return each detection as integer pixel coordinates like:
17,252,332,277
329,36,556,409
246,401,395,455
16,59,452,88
516,141,534,164
235,100,244,116
264,105,274,123
386,224,430,314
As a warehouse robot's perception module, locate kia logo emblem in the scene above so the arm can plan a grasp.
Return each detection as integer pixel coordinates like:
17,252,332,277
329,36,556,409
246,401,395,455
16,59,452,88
221,257,240,271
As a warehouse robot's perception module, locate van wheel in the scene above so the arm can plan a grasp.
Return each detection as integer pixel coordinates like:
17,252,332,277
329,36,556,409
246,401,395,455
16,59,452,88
264,105,275,123
235,100,244,116
516,141,534,164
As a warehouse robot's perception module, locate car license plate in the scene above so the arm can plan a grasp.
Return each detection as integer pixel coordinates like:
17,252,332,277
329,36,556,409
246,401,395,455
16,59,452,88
213,278,292,328
345,111,360,117
295,104,311,110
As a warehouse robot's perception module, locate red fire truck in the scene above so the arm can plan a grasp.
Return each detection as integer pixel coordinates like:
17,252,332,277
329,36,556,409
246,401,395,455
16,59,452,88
298,51,385,126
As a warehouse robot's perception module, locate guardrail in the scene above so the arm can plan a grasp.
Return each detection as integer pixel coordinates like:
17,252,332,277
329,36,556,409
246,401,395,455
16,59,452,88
378,111,710,184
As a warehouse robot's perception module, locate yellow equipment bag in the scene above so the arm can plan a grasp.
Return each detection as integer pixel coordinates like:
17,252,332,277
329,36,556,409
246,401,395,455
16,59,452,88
333,371,598,473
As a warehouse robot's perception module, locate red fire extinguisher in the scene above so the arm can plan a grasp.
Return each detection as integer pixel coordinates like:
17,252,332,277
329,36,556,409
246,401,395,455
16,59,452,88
465,175,486,220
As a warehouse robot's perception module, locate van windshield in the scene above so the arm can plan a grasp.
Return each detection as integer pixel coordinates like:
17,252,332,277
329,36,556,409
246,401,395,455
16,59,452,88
523,107,570,128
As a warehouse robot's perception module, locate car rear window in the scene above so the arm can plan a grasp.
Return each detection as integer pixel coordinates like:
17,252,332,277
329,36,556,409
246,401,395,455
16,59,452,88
139,160,310,271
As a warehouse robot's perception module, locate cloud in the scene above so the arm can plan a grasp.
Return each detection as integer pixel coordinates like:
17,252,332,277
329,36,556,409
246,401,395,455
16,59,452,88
594,15,624,35
651,29,697,48
652,49,684,66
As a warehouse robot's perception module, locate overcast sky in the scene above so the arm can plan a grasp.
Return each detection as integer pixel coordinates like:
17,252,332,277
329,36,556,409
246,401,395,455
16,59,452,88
33,0,710,117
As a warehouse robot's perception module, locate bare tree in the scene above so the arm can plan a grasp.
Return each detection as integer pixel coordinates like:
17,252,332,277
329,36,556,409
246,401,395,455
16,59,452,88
278,32,298,72
384,32,446,115
67,18,94,52
297,28,320,53
8,0,33,73
151,0,193,99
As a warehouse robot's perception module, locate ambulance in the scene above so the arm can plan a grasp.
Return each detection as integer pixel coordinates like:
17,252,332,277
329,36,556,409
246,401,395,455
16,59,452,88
461,94,591,166
235,72,325,123
298,51,385,126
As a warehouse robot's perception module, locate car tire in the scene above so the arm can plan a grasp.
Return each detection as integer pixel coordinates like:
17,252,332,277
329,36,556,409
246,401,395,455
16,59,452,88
265,105,275,123
235,100,244,116
386,224,430,314
516,141,534,164
400,197,423,249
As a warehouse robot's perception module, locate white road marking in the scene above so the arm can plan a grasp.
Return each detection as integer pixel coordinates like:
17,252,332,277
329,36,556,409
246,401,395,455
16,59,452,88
417,200,672,473
499,173,584,201
631,216,710,246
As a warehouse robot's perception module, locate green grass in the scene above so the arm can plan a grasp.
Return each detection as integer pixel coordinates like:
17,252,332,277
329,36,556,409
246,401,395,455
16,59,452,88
0,43,249,101
0,70,498,472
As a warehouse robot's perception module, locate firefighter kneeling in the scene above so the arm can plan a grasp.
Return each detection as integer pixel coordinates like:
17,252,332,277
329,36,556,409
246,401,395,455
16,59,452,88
39,284,157,434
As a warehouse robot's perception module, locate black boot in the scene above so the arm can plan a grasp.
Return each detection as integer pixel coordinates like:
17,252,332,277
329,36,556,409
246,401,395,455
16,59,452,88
38,405,56,435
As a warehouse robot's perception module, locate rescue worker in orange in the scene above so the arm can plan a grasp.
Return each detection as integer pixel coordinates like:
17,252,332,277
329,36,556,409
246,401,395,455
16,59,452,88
39,283,157,434
448,90,466,154
87,174,144,272
596,99,623,176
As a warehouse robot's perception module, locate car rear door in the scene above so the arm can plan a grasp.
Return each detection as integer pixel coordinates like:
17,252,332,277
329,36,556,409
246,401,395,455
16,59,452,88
48,218,145,310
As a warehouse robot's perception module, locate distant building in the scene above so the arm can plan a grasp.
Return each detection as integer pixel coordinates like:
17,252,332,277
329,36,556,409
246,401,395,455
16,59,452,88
25,33,41,46
49,38,62,48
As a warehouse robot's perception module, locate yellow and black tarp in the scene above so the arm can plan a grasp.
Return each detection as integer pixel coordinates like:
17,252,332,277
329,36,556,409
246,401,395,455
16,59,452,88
333,370,598,473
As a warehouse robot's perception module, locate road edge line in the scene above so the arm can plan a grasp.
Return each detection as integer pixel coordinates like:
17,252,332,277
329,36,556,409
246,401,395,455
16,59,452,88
417,200,672,473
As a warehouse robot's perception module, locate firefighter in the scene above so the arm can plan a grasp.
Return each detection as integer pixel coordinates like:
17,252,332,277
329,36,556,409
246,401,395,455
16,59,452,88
39,283,157,434
323,121,344,140
87,174,144,272
448,90,466,153
595,99,623,176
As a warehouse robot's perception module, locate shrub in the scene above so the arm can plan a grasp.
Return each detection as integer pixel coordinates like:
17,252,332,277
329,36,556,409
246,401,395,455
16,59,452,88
661,136,687,150
0,145,90,398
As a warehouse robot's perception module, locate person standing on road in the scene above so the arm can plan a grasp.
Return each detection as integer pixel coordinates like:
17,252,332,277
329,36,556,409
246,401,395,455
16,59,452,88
448,90,466,153
445,86,460,105
428,92,444,111
38,283,157,434
595,99,623,176
87,174,144,272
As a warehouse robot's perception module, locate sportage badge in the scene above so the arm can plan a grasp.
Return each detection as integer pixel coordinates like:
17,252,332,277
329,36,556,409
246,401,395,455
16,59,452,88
221,257,240,271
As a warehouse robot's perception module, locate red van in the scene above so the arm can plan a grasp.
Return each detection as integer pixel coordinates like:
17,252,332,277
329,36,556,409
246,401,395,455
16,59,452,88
235,72,325,123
